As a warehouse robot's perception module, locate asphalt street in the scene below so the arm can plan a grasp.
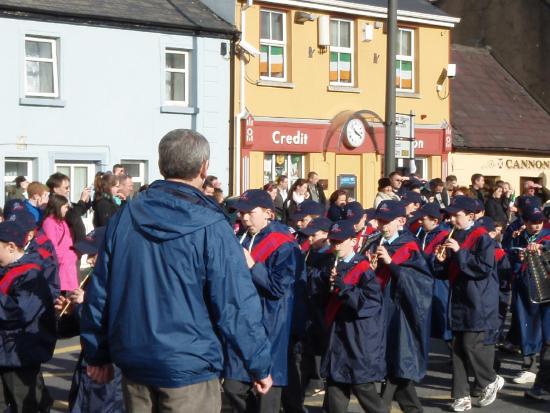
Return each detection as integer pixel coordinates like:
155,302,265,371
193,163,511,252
44,337,548,413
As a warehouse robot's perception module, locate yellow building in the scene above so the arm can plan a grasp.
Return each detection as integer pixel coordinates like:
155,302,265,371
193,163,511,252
232,0,460,205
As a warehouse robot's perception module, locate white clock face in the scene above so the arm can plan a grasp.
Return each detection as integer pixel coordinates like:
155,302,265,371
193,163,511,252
345,118,366,148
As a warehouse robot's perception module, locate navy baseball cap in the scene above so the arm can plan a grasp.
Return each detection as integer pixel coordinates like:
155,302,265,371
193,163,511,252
364,208,376,220
301,217,333,236
522,206,545,223
473,199,485,213
292,200,325,220
343,201,365,224
73,227,106,256
413,202,443,220
444,196,478,214
328,220,357,241
374,200,406,221
477,216,496,232
405,177,424,190
401,191,422,205
0,221,27,248
516,195,542,210
233,189,274,212
2,199,36,232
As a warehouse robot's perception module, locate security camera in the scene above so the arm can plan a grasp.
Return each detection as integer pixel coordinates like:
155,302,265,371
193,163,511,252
447,64,456,79
237,40,260,57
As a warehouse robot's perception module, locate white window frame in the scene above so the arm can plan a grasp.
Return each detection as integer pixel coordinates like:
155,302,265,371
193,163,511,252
259,9,287,82
120,160,147,187
24,36,59,98
264,153,304,184
164,48,189,106
54,162,96,203
4,158,33,183
396,28,415,92
329,18,354,86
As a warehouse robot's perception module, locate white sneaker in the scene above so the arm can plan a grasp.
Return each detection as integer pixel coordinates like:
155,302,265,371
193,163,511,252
451,396,472,411
512,370,537,384
476,375,504,407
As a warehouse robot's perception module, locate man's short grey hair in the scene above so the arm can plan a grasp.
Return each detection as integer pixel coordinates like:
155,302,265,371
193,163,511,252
158,129,210,180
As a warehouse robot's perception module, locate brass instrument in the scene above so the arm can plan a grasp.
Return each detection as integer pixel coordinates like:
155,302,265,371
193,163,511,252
58,267,93,318
526,247,550,304
435,226,456,261
370,236,385,270
358,231,382,256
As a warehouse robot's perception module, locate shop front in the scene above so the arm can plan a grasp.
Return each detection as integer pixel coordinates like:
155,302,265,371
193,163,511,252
449,152,550,193
241,114,450,206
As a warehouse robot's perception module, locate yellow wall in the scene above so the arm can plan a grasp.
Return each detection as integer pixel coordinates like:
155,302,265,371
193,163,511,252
449,152,550,192
236,4,451,124
430,155,442,179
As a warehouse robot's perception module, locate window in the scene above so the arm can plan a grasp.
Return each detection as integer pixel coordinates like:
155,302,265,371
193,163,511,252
260,10,286,80
4,158,33,200
263,153,303,184
165,49,189,105
329,19,353,85
55,162,96,203
121,160,148,193
396,28,414,91
24,36,59,97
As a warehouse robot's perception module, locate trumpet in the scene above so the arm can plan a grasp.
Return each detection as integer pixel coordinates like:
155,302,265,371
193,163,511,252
370,236,385,269
435,226,456,261
58,267,93,318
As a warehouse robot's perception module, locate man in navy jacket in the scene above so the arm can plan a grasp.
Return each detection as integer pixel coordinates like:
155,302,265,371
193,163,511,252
80,130,273,412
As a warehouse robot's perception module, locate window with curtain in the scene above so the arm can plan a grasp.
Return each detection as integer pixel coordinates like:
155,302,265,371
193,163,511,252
259,10,286,80
25,36,59,97
329,19,353,85
396,28,415,91
165,49,189,105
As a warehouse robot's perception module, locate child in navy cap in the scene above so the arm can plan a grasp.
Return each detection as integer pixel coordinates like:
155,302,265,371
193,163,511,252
309,219,387,413
343,201,369,253
292,200,326,253
434,196,502,410
368,200,433,412
0,221,57,412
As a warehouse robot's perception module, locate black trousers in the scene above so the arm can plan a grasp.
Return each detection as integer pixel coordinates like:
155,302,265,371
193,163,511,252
222,379,282,413
281,341,309,413
325,380,388,413
534,342,550,389
452,331,496,399
0,365,41,413
382,377,422,413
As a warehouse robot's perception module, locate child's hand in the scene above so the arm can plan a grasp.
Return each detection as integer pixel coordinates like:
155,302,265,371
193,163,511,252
69,288,85,305
54,295,70,312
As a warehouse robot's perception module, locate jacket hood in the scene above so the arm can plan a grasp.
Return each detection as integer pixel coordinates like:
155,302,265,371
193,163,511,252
127,180,226,241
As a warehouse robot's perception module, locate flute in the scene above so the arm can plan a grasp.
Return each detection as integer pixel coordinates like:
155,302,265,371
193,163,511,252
330,252,339,292
435,226,456,261
370,236,385,269
58,267,94,318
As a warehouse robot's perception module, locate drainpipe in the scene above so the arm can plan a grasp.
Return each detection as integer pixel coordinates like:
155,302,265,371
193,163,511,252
234,1,252,195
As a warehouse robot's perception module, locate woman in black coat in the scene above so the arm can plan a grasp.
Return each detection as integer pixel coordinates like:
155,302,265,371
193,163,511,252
92,173,120,228
484,185,508,224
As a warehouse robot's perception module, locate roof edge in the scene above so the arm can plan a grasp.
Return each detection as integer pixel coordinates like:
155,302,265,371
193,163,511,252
452,145,550,155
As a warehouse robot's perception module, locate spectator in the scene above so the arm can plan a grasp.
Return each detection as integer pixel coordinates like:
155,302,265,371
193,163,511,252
205,175,222,189
500,181,514,220
41,194,79,292
213,188,224,205
117,174,134,202
430,178,449,207
327,189,348,221
24,182,49,224
485,185,508,224
522,180,550,205
202,180,215,197
285,178,309,223
46,172,91,243
453,186,473,198
389,171,404,197
374,178,400,208
92,173,120,228
263,182,278,202
7,175,29,201
445,175,458,202
274,175,289,221
307,171,327,206
80,129,272,411
470,173,485,203
112,164,125,176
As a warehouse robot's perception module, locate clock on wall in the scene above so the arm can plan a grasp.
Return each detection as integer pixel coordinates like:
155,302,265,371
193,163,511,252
344,118,366,148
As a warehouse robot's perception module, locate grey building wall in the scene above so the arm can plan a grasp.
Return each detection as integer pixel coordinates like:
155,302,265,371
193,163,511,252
436,0,550,113
0,16,231,205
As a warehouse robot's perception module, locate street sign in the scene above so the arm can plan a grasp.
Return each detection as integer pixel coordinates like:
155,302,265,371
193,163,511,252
395,113,415,159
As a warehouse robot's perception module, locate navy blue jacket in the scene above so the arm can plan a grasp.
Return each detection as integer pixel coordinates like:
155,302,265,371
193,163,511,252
434,226,499,332
0,257,57,367
502,217,523,249
372,231,433,382
312,254,386,384
224,220,302,386
80,180,272,388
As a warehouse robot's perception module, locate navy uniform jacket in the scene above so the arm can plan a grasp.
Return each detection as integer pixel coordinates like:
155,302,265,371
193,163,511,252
371,231,433,382
507,228,550,355
0,258,57,367
224,220,302,386
311,254,386,384
81,180,272,388
417,225,453,341
502,217,523,249
434,225,498,332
